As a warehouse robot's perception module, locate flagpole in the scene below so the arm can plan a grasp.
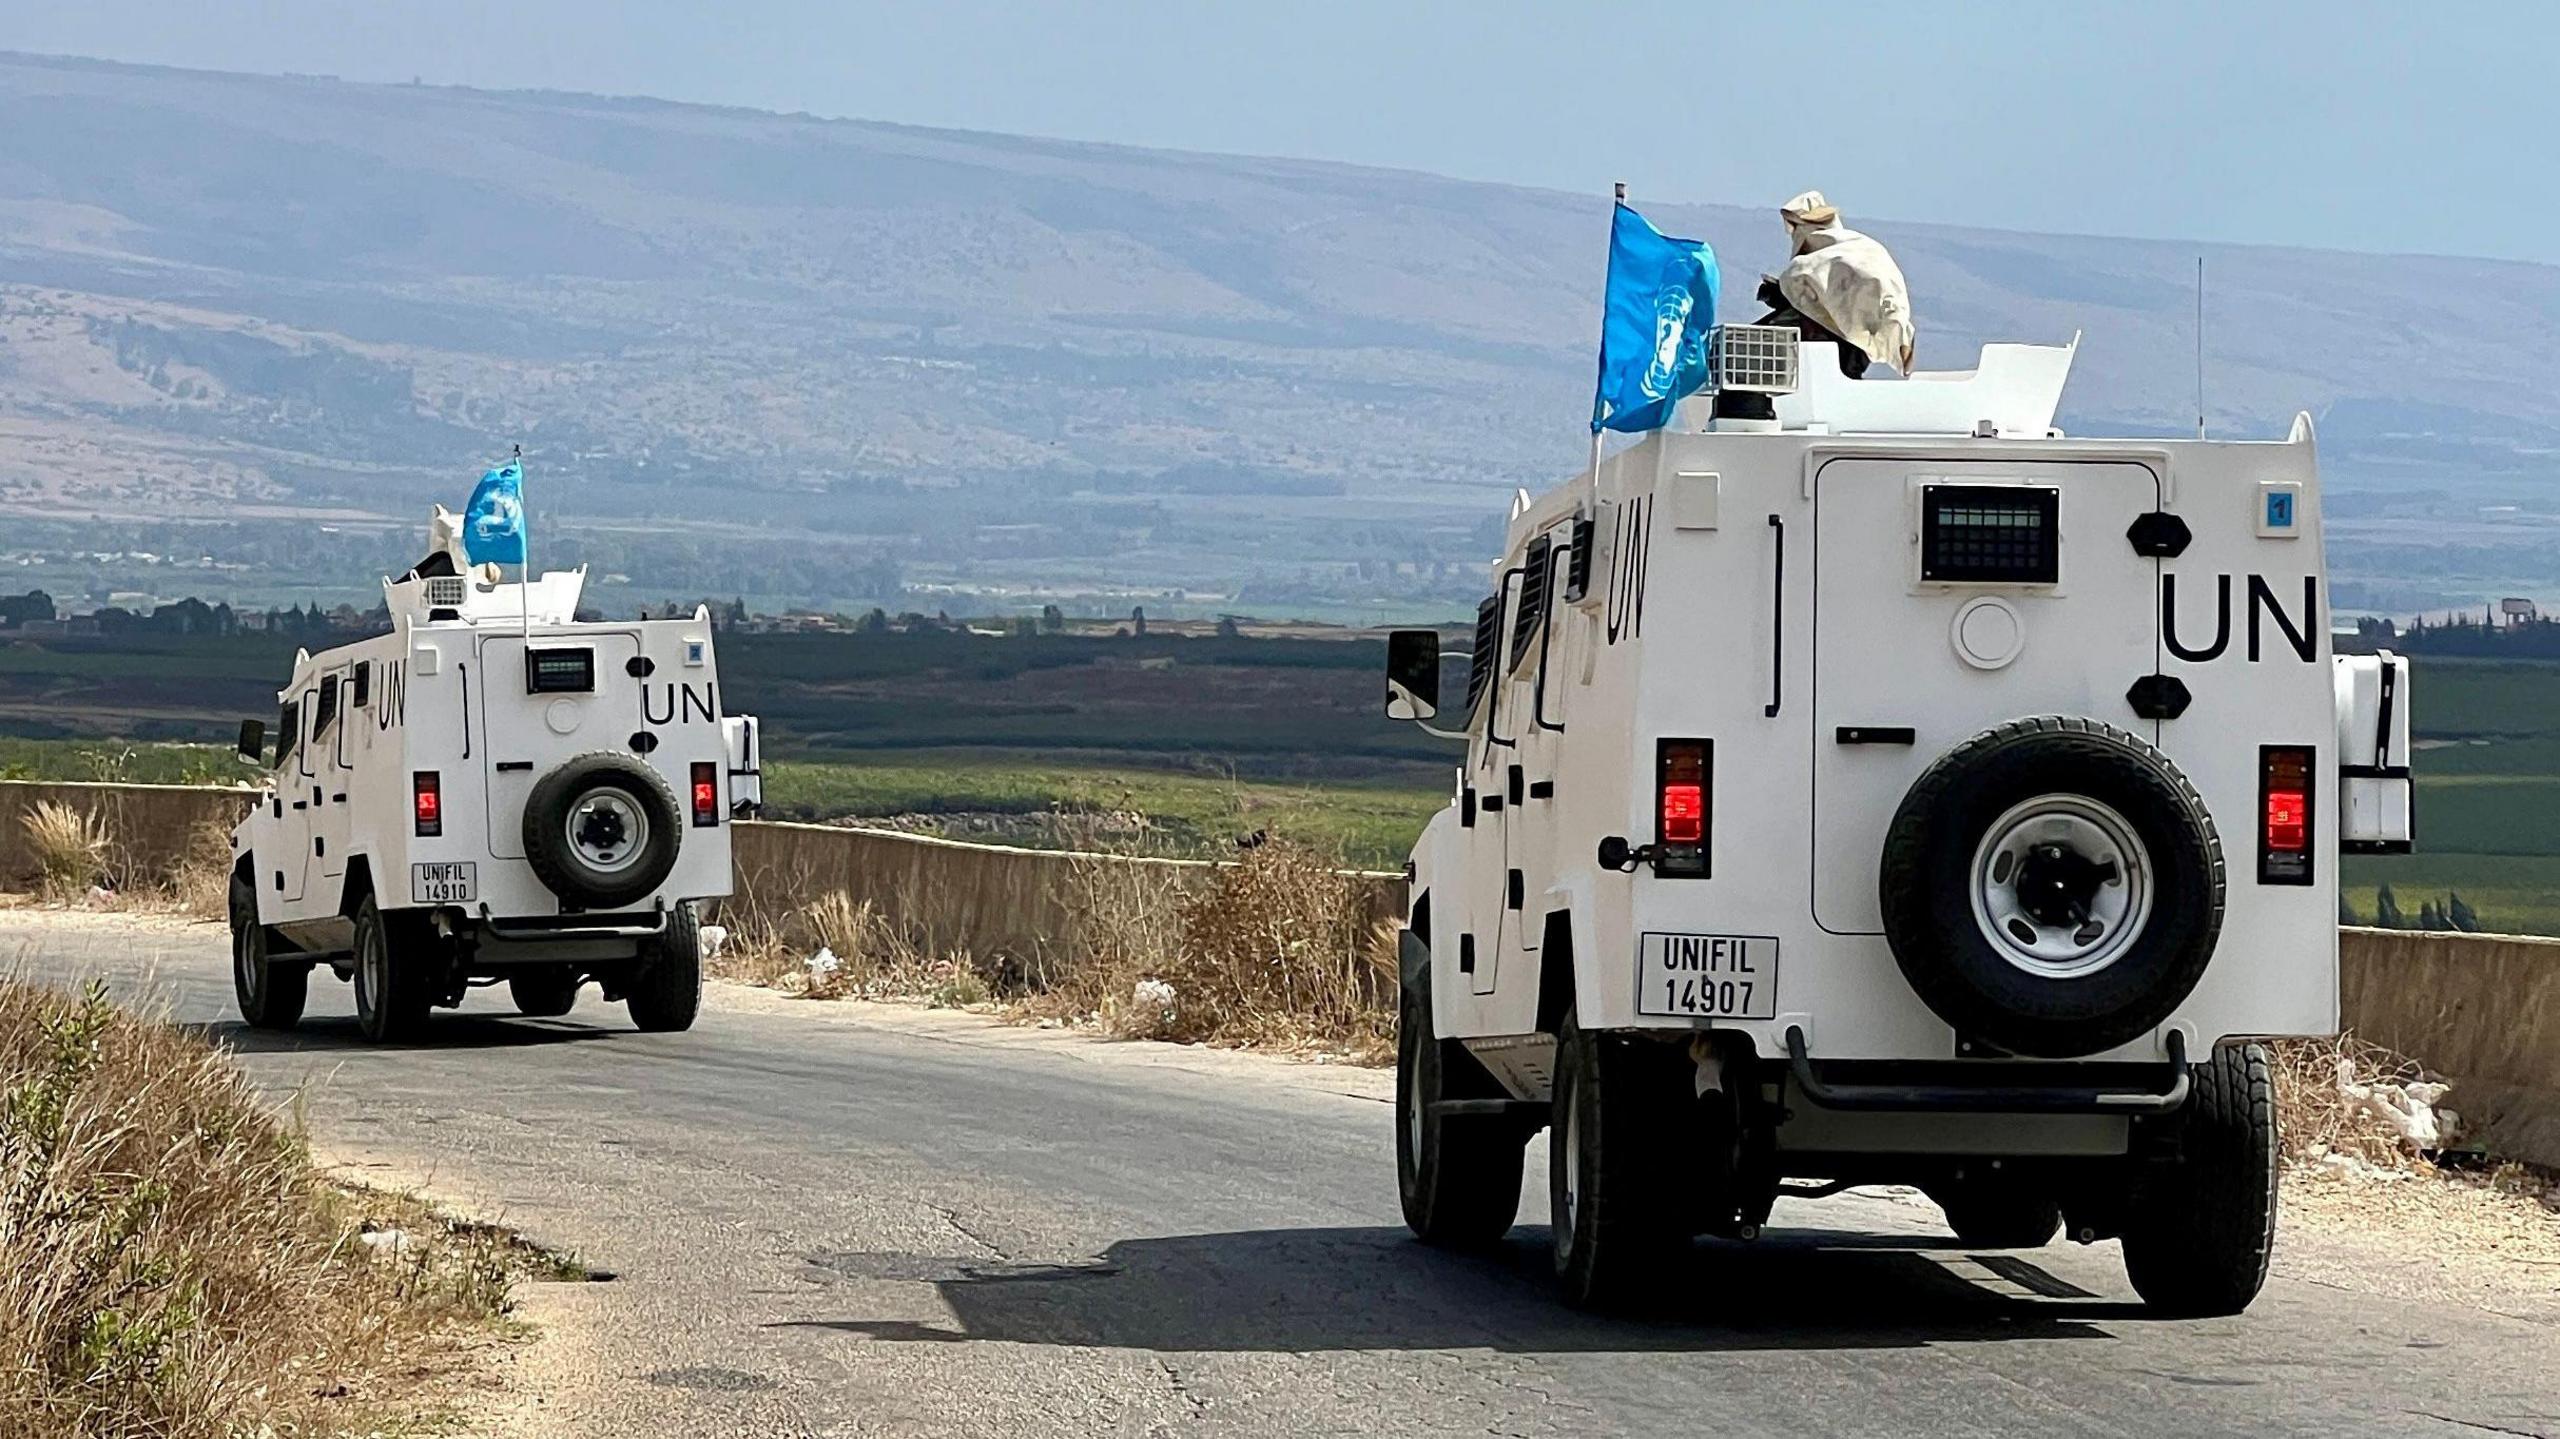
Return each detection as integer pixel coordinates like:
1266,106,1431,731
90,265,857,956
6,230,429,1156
1591,181,1625,506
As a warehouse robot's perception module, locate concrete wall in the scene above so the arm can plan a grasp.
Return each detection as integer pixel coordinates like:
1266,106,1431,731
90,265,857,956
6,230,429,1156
2340,926,2560,1169
0,780,253,889
730,820,1406,964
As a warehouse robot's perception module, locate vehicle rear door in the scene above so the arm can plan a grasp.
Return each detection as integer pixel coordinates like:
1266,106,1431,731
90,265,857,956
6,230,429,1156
472,631,646,858
1810,458,2162,934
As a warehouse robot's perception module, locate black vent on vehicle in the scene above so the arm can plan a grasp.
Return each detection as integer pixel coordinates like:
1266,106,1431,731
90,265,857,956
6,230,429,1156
1563,516,1597,603
1922,484,2060,585
1464,593,1503,714
1510,534,1553,669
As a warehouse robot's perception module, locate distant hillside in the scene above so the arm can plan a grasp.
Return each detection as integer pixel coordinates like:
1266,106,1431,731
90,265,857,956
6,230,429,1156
5,51,2557,617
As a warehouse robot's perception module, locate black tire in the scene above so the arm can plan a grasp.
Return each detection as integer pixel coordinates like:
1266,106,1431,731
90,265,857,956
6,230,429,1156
351,894,436,1043
2122,1041,2277,1317
1550,1012,1691,1309
1928,1179,2063,1248
1395,960,1527,1247
230,872,307,1031
627,900,702,1033
509,966,582,1018
1879,716,2224,1058
523,753,683,909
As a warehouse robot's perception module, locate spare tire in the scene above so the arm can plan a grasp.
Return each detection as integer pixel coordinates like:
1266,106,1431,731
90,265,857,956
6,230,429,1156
1879,716,2223,1058
523,752,683,909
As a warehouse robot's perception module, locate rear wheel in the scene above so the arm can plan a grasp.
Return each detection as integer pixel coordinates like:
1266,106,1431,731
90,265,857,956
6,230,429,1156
2122,1041,2277,1316
627,901,702,1033
509,966,583,1018
230,873,307,1030
1395,968,1527,1247
1550,1013,1690,1309
351,895,436,1043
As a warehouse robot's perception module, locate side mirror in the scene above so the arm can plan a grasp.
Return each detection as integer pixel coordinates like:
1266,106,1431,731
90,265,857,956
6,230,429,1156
1385,629,1441,721
235,719,265,762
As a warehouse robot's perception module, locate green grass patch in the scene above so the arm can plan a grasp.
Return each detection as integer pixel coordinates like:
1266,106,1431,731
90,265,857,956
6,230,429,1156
763,751,1440,868
2342,851,2560,938
0,737,261,786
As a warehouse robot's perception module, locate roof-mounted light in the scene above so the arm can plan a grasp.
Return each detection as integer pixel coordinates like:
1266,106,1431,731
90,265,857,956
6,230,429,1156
1709,324,1800,396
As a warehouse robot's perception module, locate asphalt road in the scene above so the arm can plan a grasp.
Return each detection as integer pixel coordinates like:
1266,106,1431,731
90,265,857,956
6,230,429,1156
6,909,2556,1439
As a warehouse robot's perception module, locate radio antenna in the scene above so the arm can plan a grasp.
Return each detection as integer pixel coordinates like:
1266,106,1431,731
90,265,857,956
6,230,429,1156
2194,256,2206,440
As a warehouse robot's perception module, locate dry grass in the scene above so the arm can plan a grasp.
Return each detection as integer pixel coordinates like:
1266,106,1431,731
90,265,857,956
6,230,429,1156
19,801,109,902
2272,1033,2448,1174
714,887,990,1008
0,977,530,1436
1037,837,1395,1059
156,819,236,921
712,835,1397,1059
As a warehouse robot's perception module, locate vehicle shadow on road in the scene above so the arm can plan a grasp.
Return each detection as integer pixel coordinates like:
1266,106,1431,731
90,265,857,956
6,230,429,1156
776,1225,2151,1354
190,1014,624,1054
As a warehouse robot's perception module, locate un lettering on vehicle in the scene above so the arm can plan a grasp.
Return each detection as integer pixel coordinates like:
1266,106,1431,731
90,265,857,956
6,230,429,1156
1636,931,1779,1019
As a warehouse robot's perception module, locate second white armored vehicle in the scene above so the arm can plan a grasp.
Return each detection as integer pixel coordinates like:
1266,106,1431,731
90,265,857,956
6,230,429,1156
228,524,762,1041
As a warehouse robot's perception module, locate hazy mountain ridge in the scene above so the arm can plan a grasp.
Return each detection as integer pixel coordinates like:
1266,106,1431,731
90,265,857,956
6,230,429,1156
3,50,2556,616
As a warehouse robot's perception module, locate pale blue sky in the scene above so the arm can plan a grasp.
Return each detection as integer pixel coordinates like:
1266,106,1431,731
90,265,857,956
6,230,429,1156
6,0,2549,263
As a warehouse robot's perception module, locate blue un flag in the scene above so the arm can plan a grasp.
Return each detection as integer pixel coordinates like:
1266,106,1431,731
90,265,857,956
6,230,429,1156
462,459,527,566
1591,204,1720,434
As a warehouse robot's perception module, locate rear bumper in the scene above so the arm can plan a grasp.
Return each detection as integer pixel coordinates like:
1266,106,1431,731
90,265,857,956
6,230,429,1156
1784,1025,2192,1115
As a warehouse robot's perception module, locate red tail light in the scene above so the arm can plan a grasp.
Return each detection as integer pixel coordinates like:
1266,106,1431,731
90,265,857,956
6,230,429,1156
1654,739,1711,878
412,771,442,837
2259,745,2313,885
1662,785,1704,844
691,761,719,827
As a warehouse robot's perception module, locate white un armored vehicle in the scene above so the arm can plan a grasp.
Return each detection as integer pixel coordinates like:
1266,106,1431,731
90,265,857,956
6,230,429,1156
1383,332,2414,1314
227,520,762,1041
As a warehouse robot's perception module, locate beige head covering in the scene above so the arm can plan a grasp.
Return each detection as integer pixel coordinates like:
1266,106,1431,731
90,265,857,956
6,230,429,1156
1781,189,1840,233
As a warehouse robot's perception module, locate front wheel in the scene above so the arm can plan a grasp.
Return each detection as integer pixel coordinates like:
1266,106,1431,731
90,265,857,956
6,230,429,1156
627,902,703,1033
230,873,307,1030
2121,1041,2277,1316
351,895,436,1043
1395,968,1526,1247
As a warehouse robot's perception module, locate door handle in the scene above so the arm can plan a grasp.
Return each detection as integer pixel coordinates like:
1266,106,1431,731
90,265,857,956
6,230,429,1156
1765,515,1784,718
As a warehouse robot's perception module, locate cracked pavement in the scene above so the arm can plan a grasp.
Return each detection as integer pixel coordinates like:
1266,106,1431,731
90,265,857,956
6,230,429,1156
7,910,2558,1437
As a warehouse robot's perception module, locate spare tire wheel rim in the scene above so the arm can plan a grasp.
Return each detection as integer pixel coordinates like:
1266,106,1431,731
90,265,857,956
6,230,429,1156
567,786,649,875
1968,793,2154,980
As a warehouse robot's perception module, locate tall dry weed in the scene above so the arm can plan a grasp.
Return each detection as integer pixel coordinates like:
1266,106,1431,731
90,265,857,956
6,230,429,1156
0,978,512,1435
715,887,988,1006
1087,839,1396,1058
19,801,108,901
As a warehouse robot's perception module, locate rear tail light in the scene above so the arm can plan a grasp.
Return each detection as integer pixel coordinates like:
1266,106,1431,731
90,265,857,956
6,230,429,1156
2259,745,2313,885
691,761,719,827
1654,738,1711,878
412,771,442,837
